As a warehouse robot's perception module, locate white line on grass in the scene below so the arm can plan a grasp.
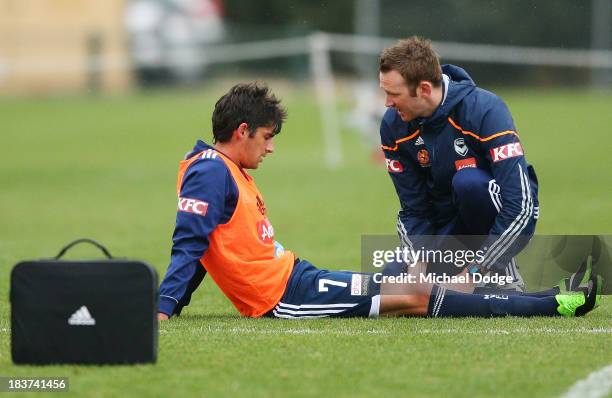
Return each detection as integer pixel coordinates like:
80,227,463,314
560,364,612,398
416,327,612,335
159,326,612,336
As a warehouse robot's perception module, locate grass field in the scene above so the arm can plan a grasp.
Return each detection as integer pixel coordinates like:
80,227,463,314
1,85,611,397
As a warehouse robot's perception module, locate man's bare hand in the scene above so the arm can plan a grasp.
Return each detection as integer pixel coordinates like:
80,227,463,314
158,312,169,321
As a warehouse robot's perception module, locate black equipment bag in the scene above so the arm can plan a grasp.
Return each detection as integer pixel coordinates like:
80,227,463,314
11,239,158,365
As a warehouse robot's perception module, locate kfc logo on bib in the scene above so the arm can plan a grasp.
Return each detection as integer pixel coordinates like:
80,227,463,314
490,142,523,162
178,197,208,216
385,158,404,173
257,219,275,243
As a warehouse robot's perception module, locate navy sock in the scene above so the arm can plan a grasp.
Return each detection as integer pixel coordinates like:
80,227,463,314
428,285,560,317
473,286,560,298
520,287,560,298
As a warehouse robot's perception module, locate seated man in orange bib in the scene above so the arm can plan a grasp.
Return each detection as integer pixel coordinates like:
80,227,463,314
157,83,600,320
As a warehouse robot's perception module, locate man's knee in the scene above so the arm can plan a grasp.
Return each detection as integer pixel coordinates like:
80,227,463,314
452,168,491,200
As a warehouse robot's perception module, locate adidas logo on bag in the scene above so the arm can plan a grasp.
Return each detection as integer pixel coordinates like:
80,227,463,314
68,305,96,326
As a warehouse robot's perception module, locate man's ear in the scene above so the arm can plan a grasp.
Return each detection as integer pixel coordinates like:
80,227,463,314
417,81,433,98
234,122,249,141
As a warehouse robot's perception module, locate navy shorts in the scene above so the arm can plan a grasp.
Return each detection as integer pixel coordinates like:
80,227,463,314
266,260,381,319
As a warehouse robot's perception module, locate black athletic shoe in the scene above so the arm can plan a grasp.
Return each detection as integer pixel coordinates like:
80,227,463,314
559,255,593,293
575,272,603,317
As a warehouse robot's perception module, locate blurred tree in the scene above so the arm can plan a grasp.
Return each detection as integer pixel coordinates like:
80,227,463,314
221,0,591,48
223,0,355,38
213,0,599,86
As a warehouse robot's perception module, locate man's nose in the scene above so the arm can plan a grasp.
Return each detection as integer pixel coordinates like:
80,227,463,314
266,139,274,153
385,96,394,108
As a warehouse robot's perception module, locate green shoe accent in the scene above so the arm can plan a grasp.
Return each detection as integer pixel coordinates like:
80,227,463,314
555,293,586,317
558,280,567,294
579,256,593,286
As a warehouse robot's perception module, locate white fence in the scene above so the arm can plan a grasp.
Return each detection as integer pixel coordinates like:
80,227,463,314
3,32,611,167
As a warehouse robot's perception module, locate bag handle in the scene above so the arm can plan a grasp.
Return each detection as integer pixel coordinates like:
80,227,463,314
54,238,114,260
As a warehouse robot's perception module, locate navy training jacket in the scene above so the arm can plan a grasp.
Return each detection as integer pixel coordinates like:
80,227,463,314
380,64,539,271
158,140,238,316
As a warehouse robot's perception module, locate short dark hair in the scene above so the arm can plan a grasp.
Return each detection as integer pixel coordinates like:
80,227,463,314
379,36,442,95
212,83,287,143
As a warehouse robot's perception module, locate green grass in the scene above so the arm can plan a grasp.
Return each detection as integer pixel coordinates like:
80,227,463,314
1,86,611,397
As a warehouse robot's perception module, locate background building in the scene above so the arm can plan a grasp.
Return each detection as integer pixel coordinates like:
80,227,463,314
0,0,131,94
